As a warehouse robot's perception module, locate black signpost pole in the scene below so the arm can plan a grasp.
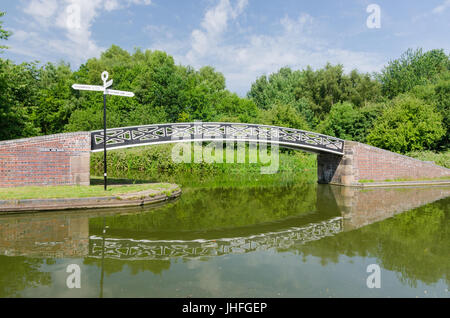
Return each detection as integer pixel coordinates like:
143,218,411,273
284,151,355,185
103,93,107,191
71,71,134,192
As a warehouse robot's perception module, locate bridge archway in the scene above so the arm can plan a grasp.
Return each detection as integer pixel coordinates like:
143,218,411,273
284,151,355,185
90,122,345,155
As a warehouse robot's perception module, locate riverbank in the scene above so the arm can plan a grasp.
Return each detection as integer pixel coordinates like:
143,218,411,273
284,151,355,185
0,182,181,213
90,144,318,188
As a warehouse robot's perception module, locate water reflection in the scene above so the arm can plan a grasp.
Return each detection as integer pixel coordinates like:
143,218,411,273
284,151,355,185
0,184,448,297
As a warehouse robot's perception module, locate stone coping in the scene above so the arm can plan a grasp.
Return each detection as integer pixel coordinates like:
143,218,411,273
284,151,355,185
0,184,181,214
0,131,90,146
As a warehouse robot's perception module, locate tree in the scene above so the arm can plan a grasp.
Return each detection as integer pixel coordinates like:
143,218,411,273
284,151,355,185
408,73,450,150
317,102,382,142
248,67,304,110
367,95,445,153
33,62,76,135
257,103,309,130
0,11,11,52
0,60,40,140
379,48,450,98
248,65,382,127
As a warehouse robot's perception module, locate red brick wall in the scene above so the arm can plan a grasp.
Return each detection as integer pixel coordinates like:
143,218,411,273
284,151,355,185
351,141,450,182
0,132,91,188
318,141,450,185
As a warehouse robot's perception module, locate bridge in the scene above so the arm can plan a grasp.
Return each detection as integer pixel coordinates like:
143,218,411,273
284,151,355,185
0,122,449,187
90,122,344,154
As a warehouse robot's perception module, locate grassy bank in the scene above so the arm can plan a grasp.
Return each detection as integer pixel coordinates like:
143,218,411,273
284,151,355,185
90,144,450,188
0,182,174,200
406,150,450,169
91,143,318,188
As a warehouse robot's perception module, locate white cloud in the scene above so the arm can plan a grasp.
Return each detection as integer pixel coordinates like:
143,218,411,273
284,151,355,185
23,0,59,19
161,2,384,95
432,0,450,14
187,0,248,58
13,0,153,65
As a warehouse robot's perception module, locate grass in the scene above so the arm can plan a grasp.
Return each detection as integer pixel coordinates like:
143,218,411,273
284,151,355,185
382,176,450,182
90,143,318,188
406,150,450,169
359,179,375,183
359,176,449,183
0,178,174,200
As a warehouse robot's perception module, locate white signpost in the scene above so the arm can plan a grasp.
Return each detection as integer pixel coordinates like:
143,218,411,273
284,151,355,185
72,71,134,191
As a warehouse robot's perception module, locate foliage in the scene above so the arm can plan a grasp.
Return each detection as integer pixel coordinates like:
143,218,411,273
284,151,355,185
0,11,11,51
406,150,450,169
379,48,450,99
317,101,382,142
367,95,445,153
0,60,40,140
257,102,310,130
33,62,76,135
248,64,382,127
90,143,317,187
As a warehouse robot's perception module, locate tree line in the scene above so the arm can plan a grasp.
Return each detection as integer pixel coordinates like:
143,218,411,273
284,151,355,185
0,12,449,154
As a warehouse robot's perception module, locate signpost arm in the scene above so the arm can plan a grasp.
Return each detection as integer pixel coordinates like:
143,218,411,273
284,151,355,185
72,71,133,192
103,93,107,191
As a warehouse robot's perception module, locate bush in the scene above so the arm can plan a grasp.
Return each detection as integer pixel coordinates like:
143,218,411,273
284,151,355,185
256,103,309,130
317,102,382,142
367,95,445,153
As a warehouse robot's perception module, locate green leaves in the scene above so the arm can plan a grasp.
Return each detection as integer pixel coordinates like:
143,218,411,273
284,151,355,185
367,95,445,153
0,11,11,51
379,48,450,99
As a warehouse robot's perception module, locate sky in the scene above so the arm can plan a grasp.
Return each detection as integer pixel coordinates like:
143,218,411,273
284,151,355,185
1,0,449,95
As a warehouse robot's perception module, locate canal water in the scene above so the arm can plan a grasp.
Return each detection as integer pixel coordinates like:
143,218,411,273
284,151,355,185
0,183,449,298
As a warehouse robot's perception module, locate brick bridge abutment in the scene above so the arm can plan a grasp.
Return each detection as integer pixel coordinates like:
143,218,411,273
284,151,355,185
0,132,91,187
0,134,449,188
318,141,450,186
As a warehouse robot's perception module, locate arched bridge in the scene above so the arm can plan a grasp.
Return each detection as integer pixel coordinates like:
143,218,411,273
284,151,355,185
90,122,345,155
0,122,449,188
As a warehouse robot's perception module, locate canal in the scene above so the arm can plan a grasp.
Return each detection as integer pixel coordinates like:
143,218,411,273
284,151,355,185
0,183,448,297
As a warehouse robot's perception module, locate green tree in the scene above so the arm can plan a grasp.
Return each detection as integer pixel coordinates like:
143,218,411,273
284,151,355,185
0,11,11,52
257,103,309,130
379,48,450,98
317,101,382,142
367,95,445,153
33,62,76,135
248,65,381,127
408,73,450,150
0,60,40,140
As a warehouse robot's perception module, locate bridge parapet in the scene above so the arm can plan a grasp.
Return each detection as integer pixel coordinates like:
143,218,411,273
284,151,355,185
318,141,450,186
91,122,345,155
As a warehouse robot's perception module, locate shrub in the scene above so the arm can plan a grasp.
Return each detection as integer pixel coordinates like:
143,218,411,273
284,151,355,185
367,95,445,153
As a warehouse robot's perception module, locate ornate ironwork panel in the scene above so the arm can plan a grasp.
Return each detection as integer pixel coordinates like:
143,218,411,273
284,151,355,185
89,217,343,260
91,122,344,154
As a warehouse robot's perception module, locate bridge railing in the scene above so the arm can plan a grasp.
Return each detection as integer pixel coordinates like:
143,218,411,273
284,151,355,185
91,122,345,155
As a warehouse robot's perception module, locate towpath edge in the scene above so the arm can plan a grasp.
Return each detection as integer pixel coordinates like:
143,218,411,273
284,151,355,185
0,183,181,214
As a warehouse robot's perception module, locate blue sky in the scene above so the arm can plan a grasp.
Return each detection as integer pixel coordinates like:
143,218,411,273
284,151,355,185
1,0,449,95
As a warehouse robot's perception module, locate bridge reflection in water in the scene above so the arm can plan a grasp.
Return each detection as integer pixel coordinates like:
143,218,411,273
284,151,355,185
89,217,343,260
0,185,448,261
